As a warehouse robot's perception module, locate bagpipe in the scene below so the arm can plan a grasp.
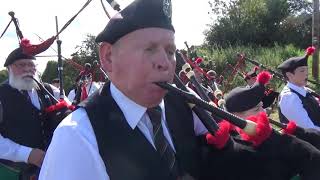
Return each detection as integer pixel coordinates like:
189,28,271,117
163,50,320,151
71,60,109,105
158,55,320,152
1,5,97,180
228,63,280,109
172,50,267,145
32,77,74,140
269,119,320,150
6,11,75,129
182,43,226,109
7,10,109,106
236,53,320,99
226,53,320,142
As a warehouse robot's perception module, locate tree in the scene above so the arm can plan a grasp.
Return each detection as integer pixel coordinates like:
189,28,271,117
42,61,58,83
42,34,101,94
205,0,312,48
0,70,8,83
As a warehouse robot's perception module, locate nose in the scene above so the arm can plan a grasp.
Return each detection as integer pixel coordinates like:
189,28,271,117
152,48,171,72
24,66,36,75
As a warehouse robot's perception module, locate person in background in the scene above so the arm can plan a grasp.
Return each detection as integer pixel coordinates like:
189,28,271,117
51,78,60,89
278,46,320,130
0,47,59,179
224,71,320,180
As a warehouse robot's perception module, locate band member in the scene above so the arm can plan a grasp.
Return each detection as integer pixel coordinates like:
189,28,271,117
243,66,279,109
38,0,297,179
49,78,70,100
243,66,258,87
278,46,320,130
67,69,101,104
51,78,60,88
0,46,63,179
39,0,210,179
223,71,320,180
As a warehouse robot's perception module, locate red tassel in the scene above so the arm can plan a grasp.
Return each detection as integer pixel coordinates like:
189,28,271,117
257,71,272,85
306,46,316,56
21,36,55,56
238,112,272,147
283,121,297,135
21,38,31,47
206,120,230,149
253,66,259,72
195,57,203,64
68,105,76,111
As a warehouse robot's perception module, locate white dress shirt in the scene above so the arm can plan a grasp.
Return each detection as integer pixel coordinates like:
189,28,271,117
0,134,32,163
39,83,208,180
48,84,71,103
279,82,320,131
67,82,101,102
67,89,76,103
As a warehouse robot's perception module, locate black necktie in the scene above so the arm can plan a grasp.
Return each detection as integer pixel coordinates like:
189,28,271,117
21,90,31,102
147,106,180,176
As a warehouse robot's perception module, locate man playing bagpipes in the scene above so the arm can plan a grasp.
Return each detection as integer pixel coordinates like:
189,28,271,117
35,0,292,179
163,58,320,179
0,38,73,179
176,63,319,179
278,46,320,131
206,70,320,180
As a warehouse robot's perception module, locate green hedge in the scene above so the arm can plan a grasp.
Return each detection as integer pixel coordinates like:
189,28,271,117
195,44,319,92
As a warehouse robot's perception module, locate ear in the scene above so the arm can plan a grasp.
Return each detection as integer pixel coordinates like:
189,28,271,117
99,42,113,73
285,71,293,80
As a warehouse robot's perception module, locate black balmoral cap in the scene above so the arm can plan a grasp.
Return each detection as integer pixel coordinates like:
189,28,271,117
95,0,175,44
278,46,315,72
277,56,308,72
278,56,308,72
4,47,35,67
225,85,265,113
225,71,271,113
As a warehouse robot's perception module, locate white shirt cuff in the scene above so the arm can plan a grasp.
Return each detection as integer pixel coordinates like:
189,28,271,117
16,145,32,163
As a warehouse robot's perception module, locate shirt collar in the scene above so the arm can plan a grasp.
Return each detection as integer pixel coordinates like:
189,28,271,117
287,82,307,96
110,82,165,129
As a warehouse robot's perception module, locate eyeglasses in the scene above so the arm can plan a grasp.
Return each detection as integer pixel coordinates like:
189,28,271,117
13,62,37,68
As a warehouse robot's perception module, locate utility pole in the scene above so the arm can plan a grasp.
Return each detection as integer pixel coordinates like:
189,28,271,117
312,0,319,80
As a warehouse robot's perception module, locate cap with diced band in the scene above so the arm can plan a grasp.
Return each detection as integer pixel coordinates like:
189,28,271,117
277,46,315,72
95,0,174,44
225,71,272,112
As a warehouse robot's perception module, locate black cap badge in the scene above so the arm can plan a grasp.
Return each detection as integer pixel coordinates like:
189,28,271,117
163,0,172,19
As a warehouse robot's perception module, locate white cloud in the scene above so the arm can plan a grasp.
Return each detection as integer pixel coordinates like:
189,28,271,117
0,0,212,72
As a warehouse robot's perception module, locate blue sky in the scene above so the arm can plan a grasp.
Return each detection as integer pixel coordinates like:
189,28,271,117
0,0,213,72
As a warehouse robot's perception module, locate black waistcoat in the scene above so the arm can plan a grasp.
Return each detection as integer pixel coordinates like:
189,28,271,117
279,88,320,127
0,83,46,149
81,83,201,180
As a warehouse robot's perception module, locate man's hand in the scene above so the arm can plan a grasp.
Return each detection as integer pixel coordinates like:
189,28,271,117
27,148,45,167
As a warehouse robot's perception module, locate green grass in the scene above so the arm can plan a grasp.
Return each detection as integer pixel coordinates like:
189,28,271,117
197,44,320,93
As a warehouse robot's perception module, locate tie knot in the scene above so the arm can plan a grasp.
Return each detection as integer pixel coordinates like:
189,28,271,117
147,106,162,124
21,90,29,97
147,105,161,113
21,90,31,102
